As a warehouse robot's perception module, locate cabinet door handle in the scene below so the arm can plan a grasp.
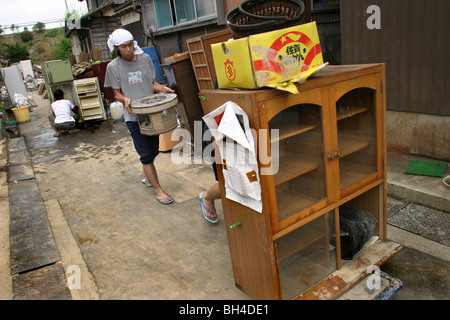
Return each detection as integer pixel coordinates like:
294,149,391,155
327,151,342,160
334,151,342,159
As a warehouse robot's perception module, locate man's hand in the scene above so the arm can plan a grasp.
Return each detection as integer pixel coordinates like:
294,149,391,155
112,89,133,114
153,81,175,94
124,97,133,114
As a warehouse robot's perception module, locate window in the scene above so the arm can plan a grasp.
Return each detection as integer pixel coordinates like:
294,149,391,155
174,0,196,23
154,0,216,29
195,0,216,17
154,0,173,28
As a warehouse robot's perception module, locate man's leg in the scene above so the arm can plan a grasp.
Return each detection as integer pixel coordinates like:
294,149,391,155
143,163,172,204
49,114,60,136
203,182,220,217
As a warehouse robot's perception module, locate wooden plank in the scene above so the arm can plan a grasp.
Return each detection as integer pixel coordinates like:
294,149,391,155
218,172,279,300
338,270,402,300
9,181,61,275
338,133,371,158
163,51,190,64
336,105,369,121
13,263,71,300
295,240,403,300
274,154,320,185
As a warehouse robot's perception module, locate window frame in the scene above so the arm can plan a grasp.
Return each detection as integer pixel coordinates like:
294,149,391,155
152,0,217,31
153,0,175,29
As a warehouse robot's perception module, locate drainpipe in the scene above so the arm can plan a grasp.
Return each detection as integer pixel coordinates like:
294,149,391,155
147,29,163,65
176,32,182,53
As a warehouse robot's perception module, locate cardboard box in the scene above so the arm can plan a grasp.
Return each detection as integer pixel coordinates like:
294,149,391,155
212,22,325,91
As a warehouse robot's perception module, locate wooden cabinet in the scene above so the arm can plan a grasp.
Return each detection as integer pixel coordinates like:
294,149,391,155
199,64,402,300
161,57,204,136
73,77,107,121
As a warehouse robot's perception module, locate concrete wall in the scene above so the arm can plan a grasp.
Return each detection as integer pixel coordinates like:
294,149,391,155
386,111,450,161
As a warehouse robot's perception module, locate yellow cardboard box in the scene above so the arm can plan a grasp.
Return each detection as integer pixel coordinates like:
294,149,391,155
212,22,326,93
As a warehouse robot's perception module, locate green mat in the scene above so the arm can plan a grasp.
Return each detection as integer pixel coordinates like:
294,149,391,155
404,159,449,178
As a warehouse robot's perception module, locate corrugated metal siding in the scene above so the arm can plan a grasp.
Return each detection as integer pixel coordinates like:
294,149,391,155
341,0,450,116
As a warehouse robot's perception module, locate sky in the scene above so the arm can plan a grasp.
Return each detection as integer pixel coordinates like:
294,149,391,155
0,0,88,34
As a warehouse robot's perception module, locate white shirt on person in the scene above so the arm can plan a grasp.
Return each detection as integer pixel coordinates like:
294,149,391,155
51,99,75,123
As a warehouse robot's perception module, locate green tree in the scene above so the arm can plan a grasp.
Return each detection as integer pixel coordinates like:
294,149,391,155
54,38,72,60
32,22,45,33
4,42,30,63
20,30,33,42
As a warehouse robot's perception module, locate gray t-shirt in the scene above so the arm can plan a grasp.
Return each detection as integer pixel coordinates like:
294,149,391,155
104,54,156,122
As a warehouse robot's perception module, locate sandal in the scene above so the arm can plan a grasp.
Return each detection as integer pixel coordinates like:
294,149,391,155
199,192,218,224
156,195,173,205
141,179,153,187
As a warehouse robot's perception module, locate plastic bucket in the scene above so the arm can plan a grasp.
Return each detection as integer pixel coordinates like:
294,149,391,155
110,101,124,120
12,105,31,123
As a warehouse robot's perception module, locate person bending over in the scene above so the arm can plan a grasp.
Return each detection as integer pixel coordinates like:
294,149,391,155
48,89,80,137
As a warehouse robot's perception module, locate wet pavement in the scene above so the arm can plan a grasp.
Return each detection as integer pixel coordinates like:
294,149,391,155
0,90,449,300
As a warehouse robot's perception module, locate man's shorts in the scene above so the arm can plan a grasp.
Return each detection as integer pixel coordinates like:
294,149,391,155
126,121,160,165
49,114,76,130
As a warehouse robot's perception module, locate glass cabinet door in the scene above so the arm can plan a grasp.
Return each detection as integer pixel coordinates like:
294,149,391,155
268,103,327,225
276,210,337,299
335,88,378,193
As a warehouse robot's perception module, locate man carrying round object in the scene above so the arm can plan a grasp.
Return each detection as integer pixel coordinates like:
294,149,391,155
104,28,174,205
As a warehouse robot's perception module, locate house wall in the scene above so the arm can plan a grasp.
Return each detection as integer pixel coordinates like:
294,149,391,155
341,0,450,117
74,1,449,160
155,24,226,60
387,111,450,161
152,0,314,61
341,0,450,160
87,15,122,61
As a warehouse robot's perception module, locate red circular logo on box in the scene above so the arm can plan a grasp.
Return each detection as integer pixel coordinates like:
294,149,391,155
224,59,236,81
